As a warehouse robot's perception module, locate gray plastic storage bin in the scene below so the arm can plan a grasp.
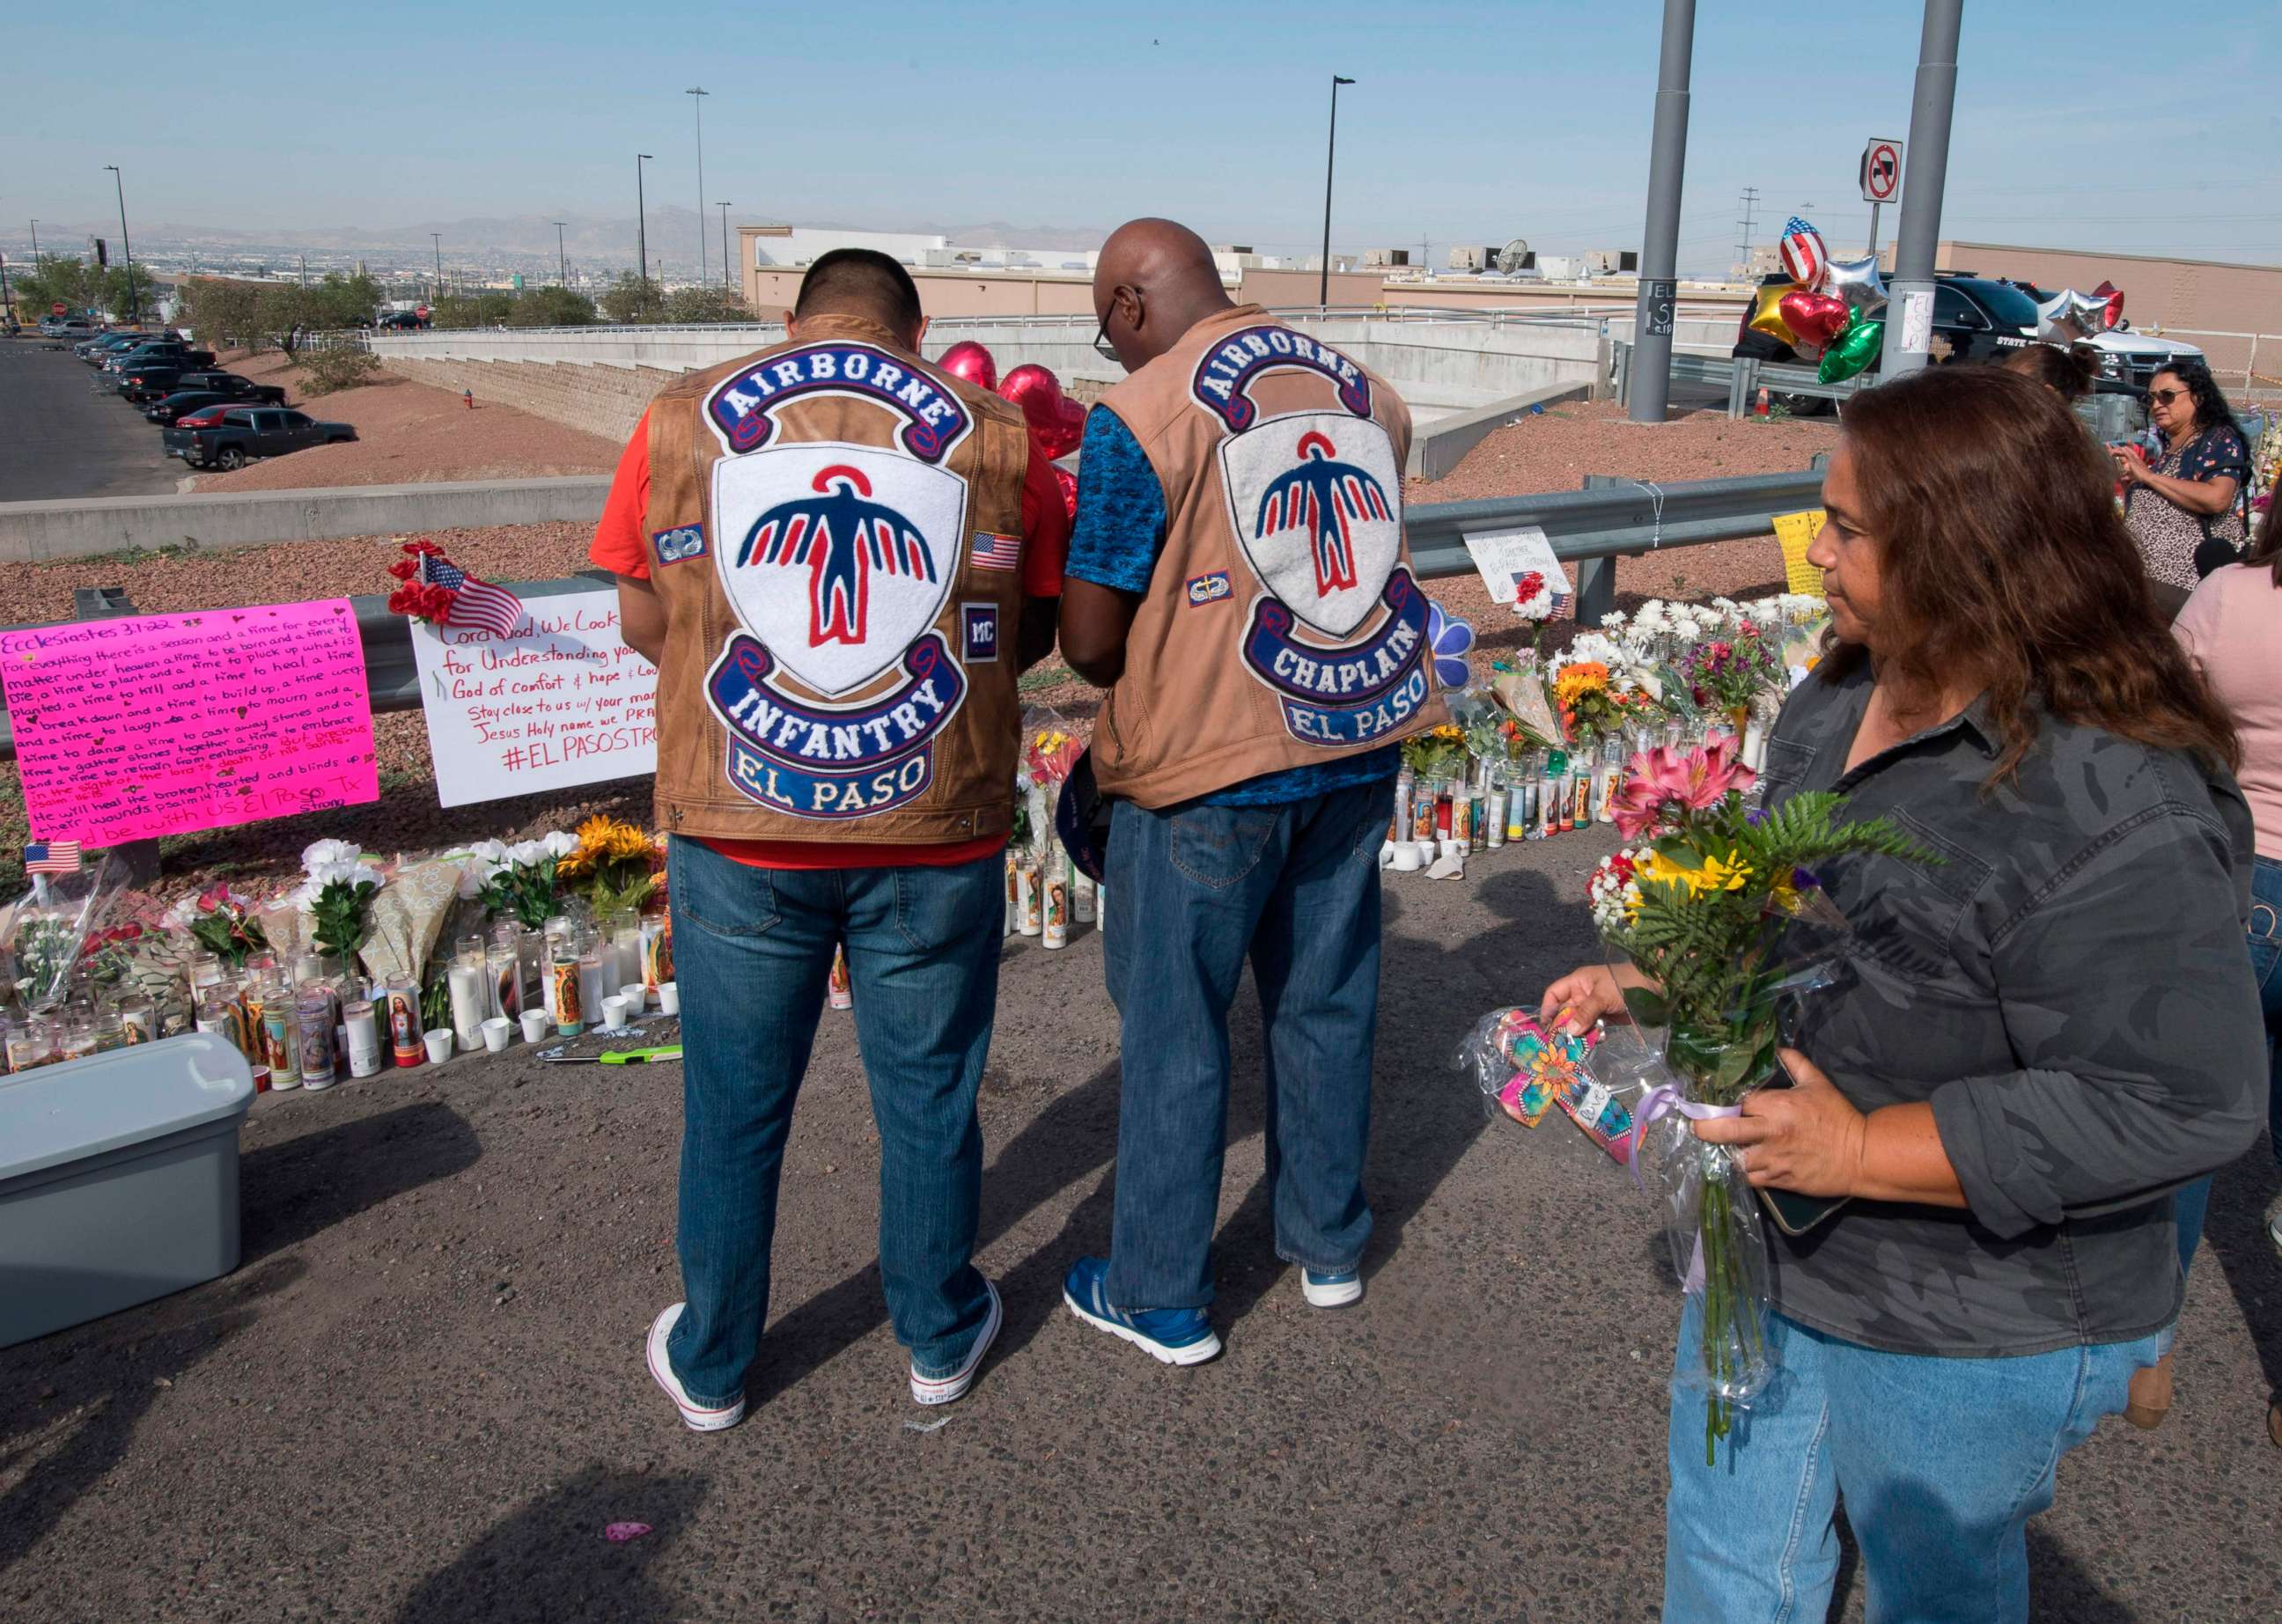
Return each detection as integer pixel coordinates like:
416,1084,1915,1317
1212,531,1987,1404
1,1032,255,1348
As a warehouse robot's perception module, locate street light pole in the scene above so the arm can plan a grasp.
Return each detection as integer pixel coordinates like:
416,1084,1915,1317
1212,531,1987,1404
1880,0,1962,380
637,155,654,304
717,202,732,293
553,221,569,286
1626,0,1697,425
431,231,443,301
688,87,710,284
103,165,136,323
27,220,38,260
1319,75,1354,307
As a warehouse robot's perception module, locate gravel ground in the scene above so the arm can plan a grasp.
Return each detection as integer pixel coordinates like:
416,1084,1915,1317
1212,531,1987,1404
1,835,2275,1622
185,351,621,493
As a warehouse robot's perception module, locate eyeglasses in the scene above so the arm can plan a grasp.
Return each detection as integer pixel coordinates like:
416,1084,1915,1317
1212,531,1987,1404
2146,387,2184,406
1093,314,1120,365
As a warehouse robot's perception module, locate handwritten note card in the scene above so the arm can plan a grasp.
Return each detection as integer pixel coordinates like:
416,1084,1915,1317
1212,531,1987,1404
409,589,657,808
2,600,378,848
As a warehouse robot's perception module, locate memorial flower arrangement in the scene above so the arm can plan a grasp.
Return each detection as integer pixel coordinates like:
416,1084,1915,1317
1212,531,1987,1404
553,815,661,917
1586,738,1932,1461
1399,722,1469,781
464,832,580,929
385,540,456,625
78,922,149,988
166,884,271,970
294,840,386,963
1686,621,1785,715
1511,570,1557,653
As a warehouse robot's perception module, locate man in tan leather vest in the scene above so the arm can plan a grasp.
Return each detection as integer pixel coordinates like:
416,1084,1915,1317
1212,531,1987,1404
1056,219,1442,1363
589,250,1070,1428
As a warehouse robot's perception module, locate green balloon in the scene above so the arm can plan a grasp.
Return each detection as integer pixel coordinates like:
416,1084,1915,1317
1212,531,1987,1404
1818,318,1884,385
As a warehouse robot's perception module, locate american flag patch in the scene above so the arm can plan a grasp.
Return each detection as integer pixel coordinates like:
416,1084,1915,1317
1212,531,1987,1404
969,533,1021,572
25,841,82,874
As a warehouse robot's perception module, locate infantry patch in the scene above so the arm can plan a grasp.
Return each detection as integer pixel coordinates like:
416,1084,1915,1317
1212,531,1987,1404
1190,325,1373,434
961,603,999,662
652,523,707,565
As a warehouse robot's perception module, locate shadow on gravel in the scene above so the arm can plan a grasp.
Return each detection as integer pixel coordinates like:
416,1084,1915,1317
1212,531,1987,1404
2203,1135,2282,1401
240,1100,482,1262
393,1462,709,1624
0,1254,305,1576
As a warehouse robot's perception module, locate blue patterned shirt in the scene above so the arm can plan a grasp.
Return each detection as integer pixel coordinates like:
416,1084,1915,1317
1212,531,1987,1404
1065,405,1397,806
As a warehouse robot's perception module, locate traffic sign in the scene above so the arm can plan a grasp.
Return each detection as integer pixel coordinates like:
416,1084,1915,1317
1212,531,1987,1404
52,302,67,316
1859,138,1903,204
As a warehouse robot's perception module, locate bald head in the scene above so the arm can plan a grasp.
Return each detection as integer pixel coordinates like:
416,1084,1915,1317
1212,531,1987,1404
1093,217,1235,372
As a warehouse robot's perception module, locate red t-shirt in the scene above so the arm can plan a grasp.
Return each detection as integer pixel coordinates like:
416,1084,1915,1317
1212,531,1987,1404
590,408,1071,871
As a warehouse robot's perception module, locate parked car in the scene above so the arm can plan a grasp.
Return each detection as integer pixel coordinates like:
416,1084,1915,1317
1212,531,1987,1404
105,344,213,375
80,333,154,362
163,407,356,470
119,365,218,402
1997,282,2209,393
375,310,426,330
1732,270,2045,411
40,316,95,339
144,378,289,423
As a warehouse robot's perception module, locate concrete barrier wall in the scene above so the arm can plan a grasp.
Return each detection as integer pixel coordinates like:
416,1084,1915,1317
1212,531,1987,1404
0,476,612,562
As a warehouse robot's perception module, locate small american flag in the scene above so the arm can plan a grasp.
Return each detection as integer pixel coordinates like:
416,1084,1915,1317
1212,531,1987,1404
420,551,526,637
1550,592,1574,617
969,532,1022,572
25,841,81,874
1778,217,1825,290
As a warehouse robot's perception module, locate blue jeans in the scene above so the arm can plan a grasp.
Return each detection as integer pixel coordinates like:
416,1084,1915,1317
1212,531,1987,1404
662,836,1004,1406
1100,777,1395,1311
2175,852,2282,1271
1663,1301,2166,1623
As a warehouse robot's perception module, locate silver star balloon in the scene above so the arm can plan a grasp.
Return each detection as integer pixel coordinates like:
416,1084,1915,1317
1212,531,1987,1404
1822,254,1887,316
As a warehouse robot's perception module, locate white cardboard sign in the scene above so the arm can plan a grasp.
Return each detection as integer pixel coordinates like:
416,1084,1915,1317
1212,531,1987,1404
1461,525,1570,606
410,589,658,807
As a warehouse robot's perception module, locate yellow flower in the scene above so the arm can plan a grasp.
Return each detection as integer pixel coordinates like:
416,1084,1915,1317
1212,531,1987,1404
1635,848,1753,900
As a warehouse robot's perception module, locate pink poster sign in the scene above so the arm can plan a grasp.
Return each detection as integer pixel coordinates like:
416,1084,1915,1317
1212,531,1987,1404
2,599,379,849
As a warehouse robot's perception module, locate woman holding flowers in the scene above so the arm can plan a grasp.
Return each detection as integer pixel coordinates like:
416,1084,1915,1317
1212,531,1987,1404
1542,366,2264,1623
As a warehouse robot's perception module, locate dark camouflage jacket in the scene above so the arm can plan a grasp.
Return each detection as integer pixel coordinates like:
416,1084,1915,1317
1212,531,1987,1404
1765,660,2264,1356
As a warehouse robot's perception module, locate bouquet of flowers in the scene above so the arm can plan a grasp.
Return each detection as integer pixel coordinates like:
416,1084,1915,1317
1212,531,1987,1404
79,922,149,988
1685,621,1785,717
552,815,661,917
6,853,129,1012
461,833,579,929
1399,722,1469,782
167,884,271,970
1490,659,1564,750
1511,570,1557,653
293,840,386,964
1585,738,1931,1461
1021,717,1086,858
385,539,456,624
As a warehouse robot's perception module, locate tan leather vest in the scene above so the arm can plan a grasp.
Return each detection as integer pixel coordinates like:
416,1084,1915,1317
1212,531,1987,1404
641,312,1031,842
1089,305,1446,808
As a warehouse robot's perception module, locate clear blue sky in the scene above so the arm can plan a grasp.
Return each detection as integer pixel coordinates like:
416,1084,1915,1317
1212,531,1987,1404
8,0,2280,269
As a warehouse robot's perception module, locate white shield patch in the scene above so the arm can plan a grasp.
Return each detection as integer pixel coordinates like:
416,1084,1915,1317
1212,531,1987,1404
1218,410,1403,638
711,440,968,698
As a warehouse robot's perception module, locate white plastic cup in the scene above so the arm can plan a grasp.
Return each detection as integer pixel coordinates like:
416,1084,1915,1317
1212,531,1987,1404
1378,840,1398,869
423,1028,454,1066
600,995,629,1031
481,1016,512,1053
1390,843,1422,872
657,981,680,1016
619,981,647,1013
519,1008,551,1044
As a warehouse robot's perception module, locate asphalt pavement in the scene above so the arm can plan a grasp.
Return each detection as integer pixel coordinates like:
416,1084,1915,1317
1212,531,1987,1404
0,336,191,502
2,828,2278,1621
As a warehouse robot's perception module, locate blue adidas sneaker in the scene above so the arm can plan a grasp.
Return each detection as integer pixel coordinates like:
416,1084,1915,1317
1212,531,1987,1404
1300,1266,1364,1309
1063,1257,1222,1365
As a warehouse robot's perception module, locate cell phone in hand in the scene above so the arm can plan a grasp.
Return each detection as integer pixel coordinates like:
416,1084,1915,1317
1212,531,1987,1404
1752,1049,1851,1237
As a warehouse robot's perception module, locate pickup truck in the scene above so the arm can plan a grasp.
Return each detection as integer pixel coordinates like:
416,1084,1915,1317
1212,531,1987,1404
162,407,356,470
143,376,288,422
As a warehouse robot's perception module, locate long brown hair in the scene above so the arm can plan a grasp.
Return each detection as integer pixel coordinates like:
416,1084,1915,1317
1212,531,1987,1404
2243,474,2282,585
1828,365,2238,778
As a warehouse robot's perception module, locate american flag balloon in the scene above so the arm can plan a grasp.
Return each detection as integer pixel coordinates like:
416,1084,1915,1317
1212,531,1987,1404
1778,217,1828,292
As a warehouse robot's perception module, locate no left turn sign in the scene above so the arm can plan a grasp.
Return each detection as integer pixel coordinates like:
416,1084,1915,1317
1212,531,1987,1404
1860,138,1903,204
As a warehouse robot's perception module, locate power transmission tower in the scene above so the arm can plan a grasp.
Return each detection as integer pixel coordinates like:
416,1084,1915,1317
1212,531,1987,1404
1734,186,1761,278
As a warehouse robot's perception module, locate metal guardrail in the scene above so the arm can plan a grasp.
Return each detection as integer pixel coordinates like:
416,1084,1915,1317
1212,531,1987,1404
0,468,1826,761
1611,339,1871,418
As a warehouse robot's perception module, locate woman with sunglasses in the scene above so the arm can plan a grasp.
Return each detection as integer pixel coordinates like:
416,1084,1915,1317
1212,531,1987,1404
2120,360,2250,606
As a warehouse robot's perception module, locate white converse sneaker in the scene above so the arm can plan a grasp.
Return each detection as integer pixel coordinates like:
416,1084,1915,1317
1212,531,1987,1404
646,1303,746,1432
910,1279,1003,1406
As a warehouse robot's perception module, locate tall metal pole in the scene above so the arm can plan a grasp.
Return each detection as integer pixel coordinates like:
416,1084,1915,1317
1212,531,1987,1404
717,203,732,291
1627,0,1695,424
28,220,39,259
637,155,654,303
1881,0,1962,379
431,231,443,300
1319,76,1354,307
553,222,569,285
104,165,136,323
688,88,710,283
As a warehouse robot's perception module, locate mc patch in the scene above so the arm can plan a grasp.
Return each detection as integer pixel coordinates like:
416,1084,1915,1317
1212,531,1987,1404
1186,571,1232,607
652,524,707,565
961,603,999,662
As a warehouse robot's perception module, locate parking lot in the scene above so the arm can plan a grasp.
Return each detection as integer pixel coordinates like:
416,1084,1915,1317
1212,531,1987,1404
0,337,192,502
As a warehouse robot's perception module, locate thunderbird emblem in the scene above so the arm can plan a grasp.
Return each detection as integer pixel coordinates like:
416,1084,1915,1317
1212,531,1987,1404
1218,411,1403,639
1255,430,1392,598
738,463,938,648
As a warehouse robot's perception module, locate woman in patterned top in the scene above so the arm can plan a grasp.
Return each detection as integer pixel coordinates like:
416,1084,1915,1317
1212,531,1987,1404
2121,359,2250,600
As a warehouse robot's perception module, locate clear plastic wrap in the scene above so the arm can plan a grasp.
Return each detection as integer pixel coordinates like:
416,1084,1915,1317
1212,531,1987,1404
3,855,130,1013
1455,1006,1638,1160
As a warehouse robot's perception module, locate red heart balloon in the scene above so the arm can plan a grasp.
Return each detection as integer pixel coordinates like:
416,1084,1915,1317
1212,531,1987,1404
998,364,1086,459
1778,290,1851,350
937,340,997,393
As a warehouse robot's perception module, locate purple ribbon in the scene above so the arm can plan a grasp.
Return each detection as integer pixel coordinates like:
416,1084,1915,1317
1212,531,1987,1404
1626,1084,1742,1188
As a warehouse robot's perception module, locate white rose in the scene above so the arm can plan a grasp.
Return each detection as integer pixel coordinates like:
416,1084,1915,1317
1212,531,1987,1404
541,830,580,859
506,839,549,868
301,838,360,875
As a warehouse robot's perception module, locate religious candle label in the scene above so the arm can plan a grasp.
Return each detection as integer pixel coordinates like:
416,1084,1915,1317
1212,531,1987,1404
409,589,658,808
0,599,377,848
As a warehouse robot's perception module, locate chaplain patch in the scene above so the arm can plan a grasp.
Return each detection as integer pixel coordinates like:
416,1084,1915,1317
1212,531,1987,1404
652,524,707,565
961,603,999,662
1239,567,1432,747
